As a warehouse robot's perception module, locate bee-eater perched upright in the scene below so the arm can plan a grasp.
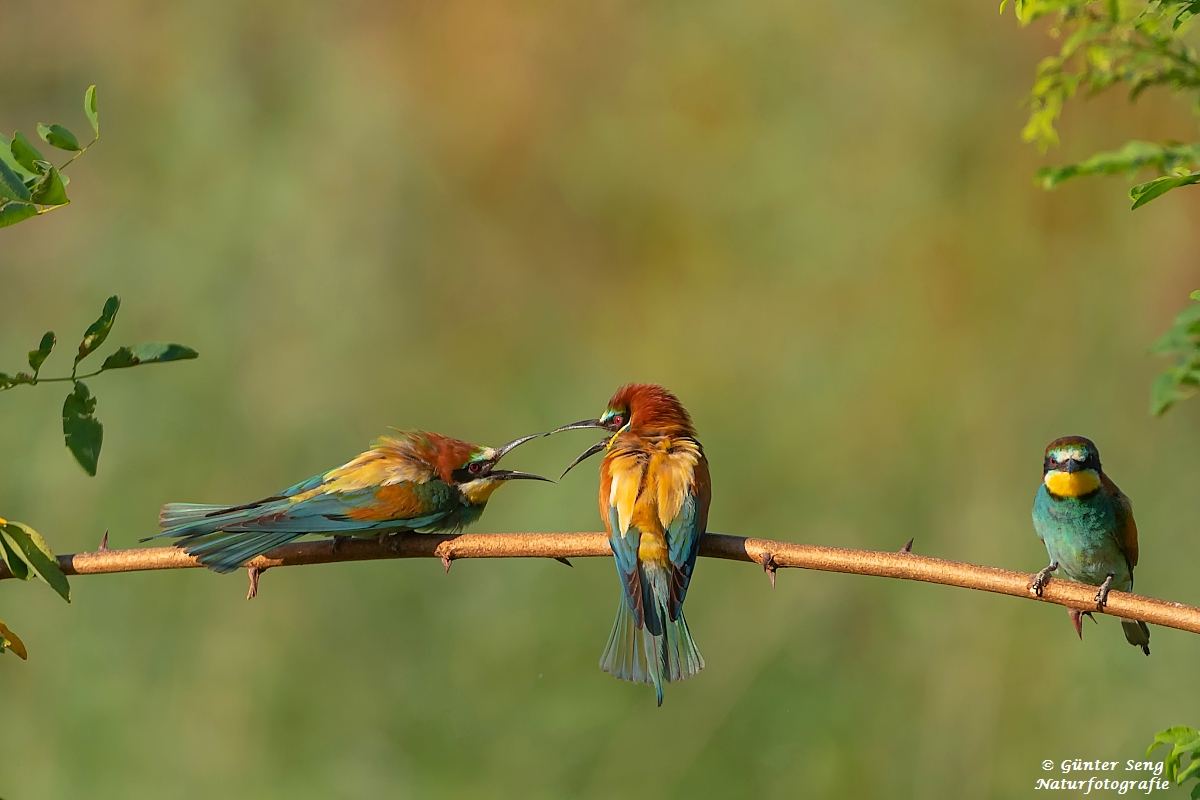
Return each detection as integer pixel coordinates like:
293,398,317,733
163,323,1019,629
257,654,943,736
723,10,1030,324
148,430,550,573
1028,436,1150,655
553,383,710,705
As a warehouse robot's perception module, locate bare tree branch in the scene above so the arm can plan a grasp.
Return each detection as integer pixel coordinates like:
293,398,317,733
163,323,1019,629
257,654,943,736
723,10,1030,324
2,532,1197,635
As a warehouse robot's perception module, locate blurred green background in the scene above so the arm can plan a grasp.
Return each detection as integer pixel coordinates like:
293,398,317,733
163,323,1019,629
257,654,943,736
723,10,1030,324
3,1,1199,797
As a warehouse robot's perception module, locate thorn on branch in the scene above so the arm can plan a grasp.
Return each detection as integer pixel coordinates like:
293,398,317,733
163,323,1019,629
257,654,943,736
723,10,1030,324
441,554,454,574
553,557,573,567
898,538,914,554
759,552,777,589
98,529,109,551
1069,608,1096,640
246,566,265,600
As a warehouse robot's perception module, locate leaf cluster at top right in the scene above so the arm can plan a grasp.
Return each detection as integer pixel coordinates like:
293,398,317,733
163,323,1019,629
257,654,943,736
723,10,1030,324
1006,0,1200,208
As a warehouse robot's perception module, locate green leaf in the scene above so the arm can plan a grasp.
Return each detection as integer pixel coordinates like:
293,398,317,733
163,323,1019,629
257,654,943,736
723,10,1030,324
30,168,69,207
28,331,56,375
63,381,103,476
0,620,27,660
10,131,44,173
84,85,99,136
0,133,36,182
1149,728,1200,757
36,123,81,152
1178,757,1200,785
75,295,120,365
100,343,199,370
1035,141,1200,190
1130,173,1200,209
1153,374,1181,416
0,522,71,602
0,536,30,581
0,158,32,202
0,202,38,228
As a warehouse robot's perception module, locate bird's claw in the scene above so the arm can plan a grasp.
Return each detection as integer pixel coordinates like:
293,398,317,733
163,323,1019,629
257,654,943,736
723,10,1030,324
331,535,350,554
246,566,265,600
1028,562,1058,597
1094,574,1114,610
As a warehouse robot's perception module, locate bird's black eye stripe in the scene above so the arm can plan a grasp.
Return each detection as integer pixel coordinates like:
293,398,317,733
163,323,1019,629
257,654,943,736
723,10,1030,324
451,460,492,482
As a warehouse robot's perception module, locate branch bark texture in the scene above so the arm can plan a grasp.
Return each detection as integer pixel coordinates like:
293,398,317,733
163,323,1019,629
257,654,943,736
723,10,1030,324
1,532,1197,636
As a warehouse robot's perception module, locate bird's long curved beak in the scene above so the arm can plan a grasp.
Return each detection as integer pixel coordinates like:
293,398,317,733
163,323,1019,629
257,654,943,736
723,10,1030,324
546,418,605,435
1063,459,1082,474
559,439,608,479
493,432,548,460
490,469,554,483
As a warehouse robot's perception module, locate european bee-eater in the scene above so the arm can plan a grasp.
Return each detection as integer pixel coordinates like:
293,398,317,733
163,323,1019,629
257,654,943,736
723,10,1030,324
553,383,710,705
147,430,550,573
1028,436,1150,655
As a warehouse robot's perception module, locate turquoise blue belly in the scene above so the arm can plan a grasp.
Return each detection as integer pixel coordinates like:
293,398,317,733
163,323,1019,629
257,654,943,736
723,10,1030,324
1032,485,1132,590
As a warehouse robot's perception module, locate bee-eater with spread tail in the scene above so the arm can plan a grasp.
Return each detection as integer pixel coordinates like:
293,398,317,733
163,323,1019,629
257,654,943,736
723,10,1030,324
147,431,550,573
1028,436,1150,655
552,383,710,705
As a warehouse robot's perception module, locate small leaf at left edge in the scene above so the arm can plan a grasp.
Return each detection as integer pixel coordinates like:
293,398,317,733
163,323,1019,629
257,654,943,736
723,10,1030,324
30,168,68,207
0,157,31,202
75,295,120,365
0,521,69,602
101,343,199,370
36,123,81,152
28,331,55,373
63,380,102,476
0,621,28,660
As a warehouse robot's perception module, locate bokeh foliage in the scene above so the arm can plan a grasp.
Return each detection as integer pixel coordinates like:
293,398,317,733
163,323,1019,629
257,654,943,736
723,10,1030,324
1150,290,1200,413
1006,1,1200,412
1147,727,1200,797
1008,0,1200,207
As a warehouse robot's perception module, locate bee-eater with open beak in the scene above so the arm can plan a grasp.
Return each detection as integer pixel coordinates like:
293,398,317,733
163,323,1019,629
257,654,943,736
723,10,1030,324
553,383,710,705
146,430,551,573
1028,436,1150,655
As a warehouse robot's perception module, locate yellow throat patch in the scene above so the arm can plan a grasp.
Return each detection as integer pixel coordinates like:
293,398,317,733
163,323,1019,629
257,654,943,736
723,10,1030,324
1044,469,1101,498
459,479,503,505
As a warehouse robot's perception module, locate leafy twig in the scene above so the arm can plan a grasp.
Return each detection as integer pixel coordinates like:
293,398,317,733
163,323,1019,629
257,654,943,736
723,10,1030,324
0,296,198,475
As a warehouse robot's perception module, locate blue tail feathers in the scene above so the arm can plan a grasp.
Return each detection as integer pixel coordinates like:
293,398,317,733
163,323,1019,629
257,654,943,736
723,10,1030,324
600,561,703,706
151,502,307,574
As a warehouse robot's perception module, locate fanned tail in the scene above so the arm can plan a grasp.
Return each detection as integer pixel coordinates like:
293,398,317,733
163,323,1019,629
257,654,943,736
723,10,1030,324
149,502,306,574
600,561,703,706
1121,618,1151,656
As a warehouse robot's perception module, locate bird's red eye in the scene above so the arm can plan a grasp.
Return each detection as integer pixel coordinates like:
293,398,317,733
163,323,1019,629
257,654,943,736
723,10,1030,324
611,414,625,427
469,462,481,474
